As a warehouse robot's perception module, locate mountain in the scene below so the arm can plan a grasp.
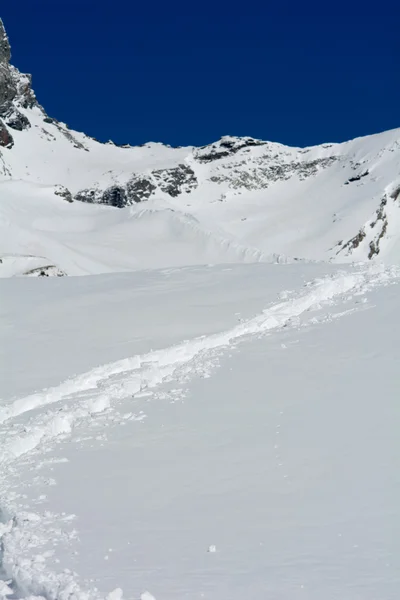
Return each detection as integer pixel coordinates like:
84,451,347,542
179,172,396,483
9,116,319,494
1,18,400,600
0,19,399,276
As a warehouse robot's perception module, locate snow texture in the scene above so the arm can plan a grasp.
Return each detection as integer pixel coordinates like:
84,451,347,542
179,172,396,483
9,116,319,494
1,18,400,600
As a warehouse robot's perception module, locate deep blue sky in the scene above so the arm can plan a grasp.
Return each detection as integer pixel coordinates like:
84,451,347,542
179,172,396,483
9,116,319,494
1,1,398,147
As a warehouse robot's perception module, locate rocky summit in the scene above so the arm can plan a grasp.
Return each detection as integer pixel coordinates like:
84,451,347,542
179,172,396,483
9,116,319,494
0,19,14,110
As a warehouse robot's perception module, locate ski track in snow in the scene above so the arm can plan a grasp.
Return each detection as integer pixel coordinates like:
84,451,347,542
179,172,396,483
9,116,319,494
0,263,399,600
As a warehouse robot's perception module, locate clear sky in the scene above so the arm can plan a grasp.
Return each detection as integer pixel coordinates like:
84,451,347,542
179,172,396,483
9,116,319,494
1,0,398,147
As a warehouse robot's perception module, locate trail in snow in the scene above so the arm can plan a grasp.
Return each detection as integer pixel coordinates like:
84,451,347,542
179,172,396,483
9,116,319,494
35,285,400,600
0,263,399,600
0,264,396,452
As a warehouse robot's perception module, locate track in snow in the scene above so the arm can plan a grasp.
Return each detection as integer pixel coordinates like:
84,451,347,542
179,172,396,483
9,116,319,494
0,263,399,600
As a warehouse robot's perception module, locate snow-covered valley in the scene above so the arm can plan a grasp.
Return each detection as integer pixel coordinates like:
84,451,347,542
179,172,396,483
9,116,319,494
1,13,400,273
1,16,400,600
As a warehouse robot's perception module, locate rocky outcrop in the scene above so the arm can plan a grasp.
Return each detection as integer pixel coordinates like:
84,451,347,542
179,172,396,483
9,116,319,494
101,186,127,208
0,20,16,114
0,19,51,140
5,108,30,131
0,19,37,134
0,118,13,148
195,136,267,163
74,186,127,208
336,189,400,260
208,156,339,191
56,124,88,150
74,165,198,208
337,229,366,255
74,188,100,204
24,265,66,277
344,170,369,185
126,177,156,203
54,185,73,203
152,164,197,197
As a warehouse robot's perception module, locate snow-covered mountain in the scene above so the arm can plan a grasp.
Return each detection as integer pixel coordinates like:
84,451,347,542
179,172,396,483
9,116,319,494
1,19,399,276
1,18,400,600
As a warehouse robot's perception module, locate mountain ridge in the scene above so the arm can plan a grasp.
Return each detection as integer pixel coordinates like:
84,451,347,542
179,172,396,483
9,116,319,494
0,19,400,275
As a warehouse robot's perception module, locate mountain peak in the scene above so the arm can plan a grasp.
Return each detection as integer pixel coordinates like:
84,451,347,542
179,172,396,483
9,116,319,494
0,19,11,65
0,19,40,140
0,19,17,116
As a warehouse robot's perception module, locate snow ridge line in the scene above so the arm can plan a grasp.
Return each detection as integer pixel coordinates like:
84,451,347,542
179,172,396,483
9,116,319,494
0,265,397,444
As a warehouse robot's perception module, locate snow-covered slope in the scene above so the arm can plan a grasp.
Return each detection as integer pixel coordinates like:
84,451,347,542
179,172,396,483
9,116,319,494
1,18,400,600
1,262,399,600
1,19,400,275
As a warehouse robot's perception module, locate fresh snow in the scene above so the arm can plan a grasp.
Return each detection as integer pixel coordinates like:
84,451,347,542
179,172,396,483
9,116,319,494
1,263,400,599
1,102,400,272
1,23,400,600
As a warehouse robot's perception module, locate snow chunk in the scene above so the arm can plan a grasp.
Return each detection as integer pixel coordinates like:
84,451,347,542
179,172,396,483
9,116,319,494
106,588,124,600
140,592,156,600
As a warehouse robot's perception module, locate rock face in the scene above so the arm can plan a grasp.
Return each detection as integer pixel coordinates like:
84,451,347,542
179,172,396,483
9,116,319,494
0,19,35,140
153,164,197,197
194,136,268,163
73,165,198,207
0,118,13,147
0,20,16,114
54,185,73,203
6,109,31,131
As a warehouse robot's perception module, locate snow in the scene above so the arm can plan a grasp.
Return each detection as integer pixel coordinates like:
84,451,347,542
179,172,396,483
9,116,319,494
1,98,400,272
1,261,400,599
1,40,400,600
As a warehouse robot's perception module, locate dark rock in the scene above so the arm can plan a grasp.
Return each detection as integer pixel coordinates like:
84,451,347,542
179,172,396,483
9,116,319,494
75,166,198,208
0,20,11,65
153,164,197,197
370,197,387,228
74,189,100,204
75,186,128,208
368,219,387,259
54,185,73,203
56,125,88,150
196,149,231,163
24,265,66,277
0,21,40,118
390,185,400,201
126,177,156,203
209,156,338,191
338,229,366,254
0,21,17,114
6,109,30,131
344,170,369,185
195,137,267,163
101,186,127,208
13,70,38,109
0,118,13,147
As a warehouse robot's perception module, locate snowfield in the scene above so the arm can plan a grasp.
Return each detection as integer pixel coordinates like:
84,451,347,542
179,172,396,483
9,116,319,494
1,17,400,600
2,125,400,275
1,263,400,599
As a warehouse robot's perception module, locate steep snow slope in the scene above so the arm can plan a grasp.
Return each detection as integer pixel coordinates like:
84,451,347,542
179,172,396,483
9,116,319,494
1,19,400,273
